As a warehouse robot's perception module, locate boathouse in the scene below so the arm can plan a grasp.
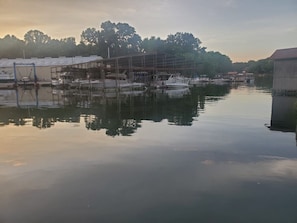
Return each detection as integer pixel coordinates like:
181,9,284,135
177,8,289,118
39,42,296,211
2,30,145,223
0,56,102,82
270,47,297,94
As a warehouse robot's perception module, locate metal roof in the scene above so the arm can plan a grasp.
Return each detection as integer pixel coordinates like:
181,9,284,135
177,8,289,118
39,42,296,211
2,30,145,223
270,47,297,60
0,55,103,67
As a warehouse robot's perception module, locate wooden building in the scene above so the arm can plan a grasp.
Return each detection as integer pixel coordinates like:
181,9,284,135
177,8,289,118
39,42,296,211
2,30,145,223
271,47,297,94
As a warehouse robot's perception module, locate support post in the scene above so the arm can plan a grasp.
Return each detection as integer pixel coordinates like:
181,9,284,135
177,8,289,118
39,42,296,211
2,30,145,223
32,63,37,84
13,62,17,86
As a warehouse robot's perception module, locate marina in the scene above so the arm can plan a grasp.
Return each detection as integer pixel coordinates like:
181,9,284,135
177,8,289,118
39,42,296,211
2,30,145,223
0,0,296,219
0,53,256,91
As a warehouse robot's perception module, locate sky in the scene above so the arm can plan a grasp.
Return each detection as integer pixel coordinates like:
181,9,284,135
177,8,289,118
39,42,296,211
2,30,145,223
0,0,296,62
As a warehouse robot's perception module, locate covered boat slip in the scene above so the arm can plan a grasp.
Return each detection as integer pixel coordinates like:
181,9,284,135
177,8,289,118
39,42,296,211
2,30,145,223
0,56,103,89
50,52,198,89
0,63,40,89
0,53,199,90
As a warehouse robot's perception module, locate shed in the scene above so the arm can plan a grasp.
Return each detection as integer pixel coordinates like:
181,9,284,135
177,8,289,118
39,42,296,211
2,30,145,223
0,56,102,81
270,47,297,94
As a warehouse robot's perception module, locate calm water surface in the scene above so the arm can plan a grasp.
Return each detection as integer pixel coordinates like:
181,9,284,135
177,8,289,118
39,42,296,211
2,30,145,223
0,83,297,223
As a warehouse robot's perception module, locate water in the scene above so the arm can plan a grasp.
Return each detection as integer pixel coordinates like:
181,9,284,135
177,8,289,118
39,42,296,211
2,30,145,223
0,83,297,223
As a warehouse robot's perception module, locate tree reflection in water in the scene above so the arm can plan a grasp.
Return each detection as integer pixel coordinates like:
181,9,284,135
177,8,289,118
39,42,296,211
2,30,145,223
0,85,231,136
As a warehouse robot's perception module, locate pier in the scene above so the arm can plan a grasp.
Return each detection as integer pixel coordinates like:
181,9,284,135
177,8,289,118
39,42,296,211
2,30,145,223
1,53,202,90
50,52,202,83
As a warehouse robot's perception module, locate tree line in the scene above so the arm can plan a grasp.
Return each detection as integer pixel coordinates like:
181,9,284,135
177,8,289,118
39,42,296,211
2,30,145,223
233,59,273,74
0,20,272,75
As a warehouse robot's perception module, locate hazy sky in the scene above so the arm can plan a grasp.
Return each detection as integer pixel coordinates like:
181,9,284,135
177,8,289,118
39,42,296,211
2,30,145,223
0,0,296,62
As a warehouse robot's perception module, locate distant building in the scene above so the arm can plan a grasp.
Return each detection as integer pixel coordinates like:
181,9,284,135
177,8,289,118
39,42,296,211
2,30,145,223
0,56,102,81
270,47,297,94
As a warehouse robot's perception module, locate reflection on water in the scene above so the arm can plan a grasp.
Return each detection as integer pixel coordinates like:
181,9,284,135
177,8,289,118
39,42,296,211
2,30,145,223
1,82,297,223
0,85,231,136
271,95,297,133
269,71,297,141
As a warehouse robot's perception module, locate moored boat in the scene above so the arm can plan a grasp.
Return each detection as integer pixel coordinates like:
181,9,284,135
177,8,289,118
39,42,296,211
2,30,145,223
151,72,189,89
189,75,210,86
103,73,145,90
51,72,74,88
71,79,103,89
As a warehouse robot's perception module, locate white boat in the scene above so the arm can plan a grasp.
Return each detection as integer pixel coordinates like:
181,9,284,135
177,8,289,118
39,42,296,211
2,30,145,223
152,72,189,89
210,78,231,85
233,73,255,84
103,73,145,90
20,76,31,82
71,79,103,89
51,72,74,87
189,75,211,86
68,73,145,90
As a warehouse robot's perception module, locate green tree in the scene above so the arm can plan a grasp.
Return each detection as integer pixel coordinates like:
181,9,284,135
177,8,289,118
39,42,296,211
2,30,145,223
247,58,273,74
98,21,118,57
116,22,142,55
141,36,165,53
60,37,77,56
165,32,202,56
45,39,62,57
0,35,25,58
232,62,248,72
201,51,232,76
24,30,51,45
24,30,52,57
81,28,99,45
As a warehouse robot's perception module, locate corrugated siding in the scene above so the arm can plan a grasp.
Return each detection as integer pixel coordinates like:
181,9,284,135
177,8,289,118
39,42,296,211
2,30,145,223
0,56,102,68
273,60,297,91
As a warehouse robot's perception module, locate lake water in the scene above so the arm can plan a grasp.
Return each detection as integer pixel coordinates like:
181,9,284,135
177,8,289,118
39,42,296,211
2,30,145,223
0,82,297,223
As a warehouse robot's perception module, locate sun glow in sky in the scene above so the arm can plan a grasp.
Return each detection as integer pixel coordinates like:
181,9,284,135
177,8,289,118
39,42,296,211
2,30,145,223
0,0,296,62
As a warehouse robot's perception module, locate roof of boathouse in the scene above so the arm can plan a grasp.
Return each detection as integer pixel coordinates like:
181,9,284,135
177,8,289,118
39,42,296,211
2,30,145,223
270,47,297,60
0,55,103,68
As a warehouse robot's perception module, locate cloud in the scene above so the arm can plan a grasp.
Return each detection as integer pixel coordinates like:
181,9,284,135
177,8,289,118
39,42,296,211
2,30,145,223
3,159,27,167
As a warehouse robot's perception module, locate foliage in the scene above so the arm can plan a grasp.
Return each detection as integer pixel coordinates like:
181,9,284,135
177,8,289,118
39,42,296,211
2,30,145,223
81,21,142,57
0,35,25,58
232,58,273,74
81,28,99,46
247,59,273,74
24,30,51,45
232,62,248,72
141,36,165,53
199,51,232,77
164,32,201,56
